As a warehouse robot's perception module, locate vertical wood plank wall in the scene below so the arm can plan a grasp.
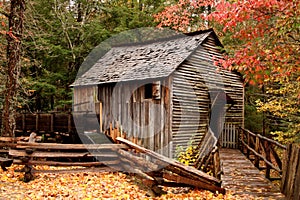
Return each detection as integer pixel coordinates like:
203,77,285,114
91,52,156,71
96,79,172,157
172,62,210,157
173,34,244,155
201,35,244,149
73,85,99,133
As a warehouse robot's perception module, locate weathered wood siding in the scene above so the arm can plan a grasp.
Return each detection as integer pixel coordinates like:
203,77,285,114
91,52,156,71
73,86,99,132
200,35,243,150
172,62,210,156
73,85,98,113
97,79,172,157
201,34,244,127
172,34,244,155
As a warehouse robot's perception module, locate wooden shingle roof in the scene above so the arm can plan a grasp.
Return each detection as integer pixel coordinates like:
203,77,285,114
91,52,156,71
72,31,212,86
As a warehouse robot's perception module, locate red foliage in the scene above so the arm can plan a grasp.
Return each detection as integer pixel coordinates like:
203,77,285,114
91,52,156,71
155,0,300,85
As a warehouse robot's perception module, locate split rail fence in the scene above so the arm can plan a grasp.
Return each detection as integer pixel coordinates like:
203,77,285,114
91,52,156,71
0,135,225,196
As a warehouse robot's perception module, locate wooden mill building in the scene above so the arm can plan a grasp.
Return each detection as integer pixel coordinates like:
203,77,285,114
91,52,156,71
72,29,244,158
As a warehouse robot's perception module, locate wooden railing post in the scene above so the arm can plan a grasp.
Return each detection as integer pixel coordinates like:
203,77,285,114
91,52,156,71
254,134,260,168
240,128,244,153
50,112,54,133
239,127,287,182
68,112,72,133
22,113,26,133
265,140,271,179
35,112,39,132
247,130,250,159
213,147,221,180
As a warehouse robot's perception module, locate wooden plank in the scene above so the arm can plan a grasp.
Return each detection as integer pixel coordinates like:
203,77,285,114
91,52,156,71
117,149,159,171
13,159,119,166
162,172,225,194
14,143,128,150
220,148,285,199
9,149,118,158
116,137,222,186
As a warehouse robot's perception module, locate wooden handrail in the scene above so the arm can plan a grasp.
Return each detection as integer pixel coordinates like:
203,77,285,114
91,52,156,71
240,139,281,172
239,127,286,180
240,127,286,149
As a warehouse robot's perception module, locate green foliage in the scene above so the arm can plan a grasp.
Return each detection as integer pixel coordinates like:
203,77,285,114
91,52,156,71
18,0,166,112
244,86,264,134
244,104,264,134
256,77,300,144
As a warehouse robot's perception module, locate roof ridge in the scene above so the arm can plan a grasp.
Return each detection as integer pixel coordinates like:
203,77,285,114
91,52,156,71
111,29,213,48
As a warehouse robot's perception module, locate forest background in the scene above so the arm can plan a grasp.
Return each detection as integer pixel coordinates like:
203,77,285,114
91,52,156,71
0,0,299,143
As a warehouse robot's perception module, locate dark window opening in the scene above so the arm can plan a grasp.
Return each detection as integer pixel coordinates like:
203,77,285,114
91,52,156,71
144,83,153,99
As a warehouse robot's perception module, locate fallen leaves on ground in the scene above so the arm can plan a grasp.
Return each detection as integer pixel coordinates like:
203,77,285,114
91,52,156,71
1,165,252,200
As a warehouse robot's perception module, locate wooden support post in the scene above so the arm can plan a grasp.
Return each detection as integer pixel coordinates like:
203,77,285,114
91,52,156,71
213,148,221,179
99,102,103,133
133,137,138,145
254,135,260,168
22,113,26,133
247,131,250,159
240,128,244,153
68,112,72,133
265,140,271,179
50,113,54,133
35,113,39,132
109,123,113,138
116,121,120,138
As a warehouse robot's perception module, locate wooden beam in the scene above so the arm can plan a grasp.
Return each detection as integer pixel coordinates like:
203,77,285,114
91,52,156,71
9,149,118,158
13,159,119,167
116,138,223,188
117,149,160,171
163,172,225,194
15,143,128,150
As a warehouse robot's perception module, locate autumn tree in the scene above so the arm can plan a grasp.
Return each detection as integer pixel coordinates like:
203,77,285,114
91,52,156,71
156,0,300,142
0,0,25,136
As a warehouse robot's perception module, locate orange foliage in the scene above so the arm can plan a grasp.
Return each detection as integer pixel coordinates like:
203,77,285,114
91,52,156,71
0,165,253,199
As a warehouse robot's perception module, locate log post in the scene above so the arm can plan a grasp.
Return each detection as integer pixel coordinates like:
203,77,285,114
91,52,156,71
281,144,300,200
22,113,26,133
23,132,37,182
240,128,244,153
35,113,39,132
247,131,250,159
213,147,221,179
254,134,260,168
50,112,54,133
68,112,72,133
265,140,271,179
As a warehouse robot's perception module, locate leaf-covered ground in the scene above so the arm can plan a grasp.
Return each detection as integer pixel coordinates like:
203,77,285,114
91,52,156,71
0,165,253,200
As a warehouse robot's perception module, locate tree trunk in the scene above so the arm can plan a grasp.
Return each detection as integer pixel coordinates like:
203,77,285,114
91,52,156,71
1,0,25,137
